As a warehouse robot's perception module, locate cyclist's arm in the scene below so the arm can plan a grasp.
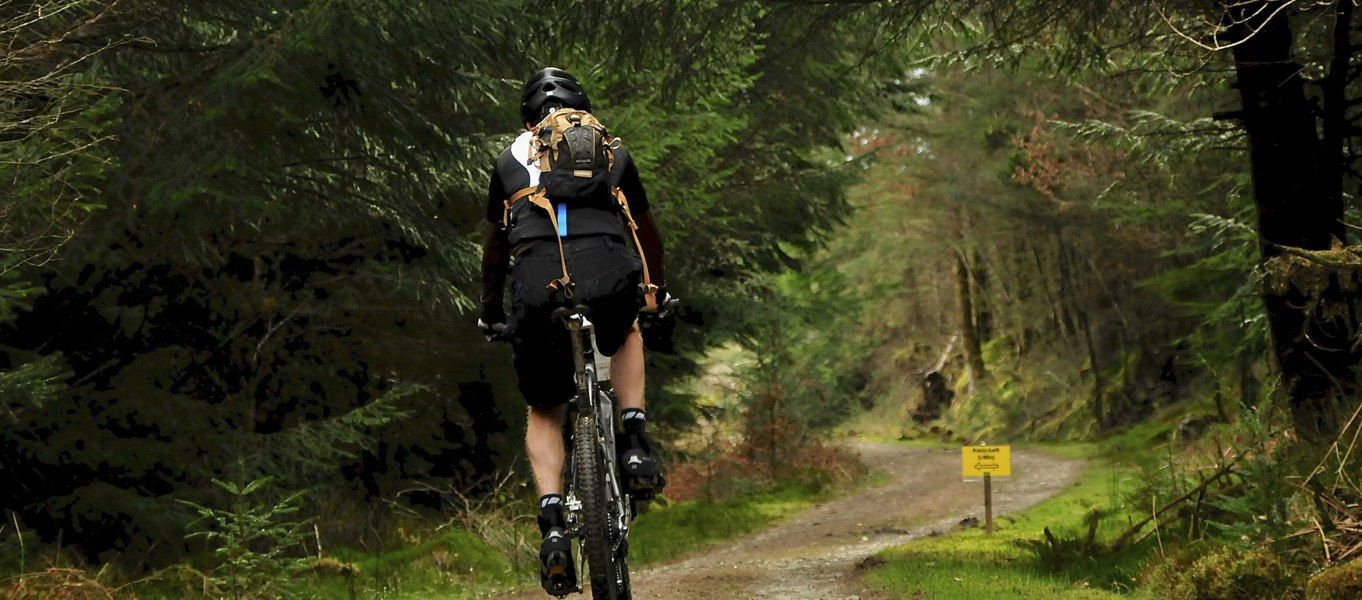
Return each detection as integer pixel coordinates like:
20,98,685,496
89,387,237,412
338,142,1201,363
634,210,665,290
618,157,665,289
481,223,510,308
481,173,512,321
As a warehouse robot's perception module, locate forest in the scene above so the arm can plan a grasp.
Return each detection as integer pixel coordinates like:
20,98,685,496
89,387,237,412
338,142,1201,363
2,1,1361,599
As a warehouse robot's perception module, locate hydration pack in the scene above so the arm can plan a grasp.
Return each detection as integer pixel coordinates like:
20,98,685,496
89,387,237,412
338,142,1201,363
534,109,615,200
502,108,660,308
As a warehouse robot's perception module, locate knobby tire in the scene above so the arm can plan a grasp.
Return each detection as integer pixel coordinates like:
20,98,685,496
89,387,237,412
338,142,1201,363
573,412,630,600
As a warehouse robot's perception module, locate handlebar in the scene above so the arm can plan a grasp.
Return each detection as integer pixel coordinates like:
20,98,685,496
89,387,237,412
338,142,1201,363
480,295,683,344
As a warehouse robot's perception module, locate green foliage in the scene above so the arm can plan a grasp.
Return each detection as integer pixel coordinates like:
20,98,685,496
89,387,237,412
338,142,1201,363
0,354,68,426
180,476,313,600
1,2,119,281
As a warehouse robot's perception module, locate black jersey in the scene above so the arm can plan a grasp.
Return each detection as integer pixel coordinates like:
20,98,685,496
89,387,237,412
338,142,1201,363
485,131,650,245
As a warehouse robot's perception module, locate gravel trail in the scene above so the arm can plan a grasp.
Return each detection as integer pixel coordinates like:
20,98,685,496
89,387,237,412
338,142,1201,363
491,442,1083,600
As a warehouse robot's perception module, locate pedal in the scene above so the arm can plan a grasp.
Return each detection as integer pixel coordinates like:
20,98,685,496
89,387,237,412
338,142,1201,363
552,584,583,599
541,546,578,596
549,580,583,599
626,472,665,501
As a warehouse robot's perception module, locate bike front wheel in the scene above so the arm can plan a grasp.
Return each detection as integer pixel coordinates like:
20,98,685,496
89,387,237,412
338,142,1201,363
573,412,630,600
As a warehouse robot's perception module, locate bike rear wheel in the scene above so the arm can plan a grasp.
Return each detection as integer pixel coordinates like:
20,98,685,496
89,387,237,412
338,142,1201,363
573,412,630,600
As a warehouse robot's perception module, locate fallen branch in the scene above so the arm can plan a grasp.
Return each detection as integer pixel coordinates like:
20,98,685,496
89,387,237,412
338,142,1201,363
1108,460,1239,552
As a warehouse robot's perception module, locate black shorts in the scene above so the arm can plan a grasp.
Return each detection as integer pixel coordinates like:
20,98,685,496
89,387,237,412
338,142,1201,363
507,235,643,409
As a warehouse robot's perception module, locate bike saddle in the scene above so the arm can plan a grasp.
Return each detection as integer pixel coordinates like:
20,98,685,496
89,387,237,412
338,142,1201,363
551,304,592,321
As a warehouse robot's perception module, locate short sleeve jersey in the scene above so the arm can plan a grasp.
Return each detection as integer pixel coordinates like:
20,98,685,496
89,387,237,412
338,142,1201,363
486,131,649,245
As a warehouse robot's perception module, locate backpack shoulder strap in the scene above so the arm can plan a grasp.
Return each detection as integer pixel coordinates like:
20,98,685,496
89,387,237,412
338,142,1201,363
524,189,573,294
612,187,657,310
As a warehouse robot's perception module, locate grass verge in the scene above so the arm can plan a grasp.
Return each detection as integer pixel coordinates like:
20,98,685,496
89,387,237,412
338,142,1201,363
310,528,525,599
862,446,1155,600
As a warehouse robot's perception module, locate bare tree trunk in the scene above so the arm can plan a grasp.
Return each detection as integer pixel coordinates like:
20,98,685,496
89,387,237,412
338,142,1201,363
955,250,987,391
971,248,994,343
1225,1,1358,440
1000,239,1034,355
1052,232,1108,428
990,239,1025,356
1237,346,1258,411
1051,232,1081,340
1076,304,1104,430
1027,240,1071,337
1320,0,1352,212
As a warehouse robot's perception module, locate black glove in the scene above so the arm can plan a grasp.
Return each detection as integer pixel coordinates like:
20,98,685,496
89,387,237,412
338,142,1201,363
638,289,678,353
478,303,508,341
640,287,676,314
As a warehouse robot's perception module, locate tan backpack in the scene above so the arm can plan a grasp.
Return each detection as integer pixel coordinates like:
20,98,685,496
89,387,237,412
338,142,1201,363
502,108,660,310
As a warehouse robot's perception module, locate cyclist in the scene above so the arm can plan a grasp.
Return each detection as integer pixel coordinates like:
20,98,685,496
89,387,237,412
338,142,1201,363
477,67,668,596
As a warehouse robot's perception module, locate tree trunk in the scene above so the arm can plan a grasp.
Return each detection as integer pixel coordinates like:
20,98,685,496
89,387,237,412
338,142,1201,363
955,250,987,391
1077,303,1105,430
971,248,994,342
1006,240,1035,355
1225,1,1358,440
1053,230,1084,344
1028,240,1071,337
1237,345,1258,411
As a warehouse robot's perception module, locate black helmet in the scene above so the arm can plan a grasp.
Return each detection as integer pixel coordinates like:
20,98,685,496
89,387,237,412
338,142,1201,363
520,67,591,125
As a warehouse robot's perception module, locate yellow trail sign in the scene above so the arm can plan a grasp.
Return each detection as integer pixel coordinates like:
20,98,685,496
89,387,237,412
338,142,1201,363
962,445,1011,478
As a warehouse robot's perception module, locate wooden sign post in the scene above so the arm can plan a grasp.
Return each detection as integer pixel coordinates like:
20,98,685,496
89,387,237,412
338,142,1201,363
962,445,1011,535
984,472,993,533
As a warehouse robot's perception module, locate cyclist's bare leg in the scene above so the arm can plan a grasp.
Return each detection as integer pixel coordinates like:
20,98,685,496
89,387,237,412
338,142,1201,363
529,406,575,594
612,324,663,498
527,404,567,495
611,325,645,411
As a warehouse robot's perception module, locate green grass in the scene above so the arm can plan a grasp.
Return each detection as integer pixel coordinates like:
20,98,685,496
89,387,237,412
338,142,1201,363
864,446,1157,600
630,480,847,566
309,529,524,599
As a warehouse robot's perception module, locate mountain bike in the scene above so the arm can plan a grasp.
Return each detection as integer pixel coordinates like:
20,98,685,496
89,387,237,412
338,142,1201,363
550,295,678,600
550,303,631,600
483,294,678,599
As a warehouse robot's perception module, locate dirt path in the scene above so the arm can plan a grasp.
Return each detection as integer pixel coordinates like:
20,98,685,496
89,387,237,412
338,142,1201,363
496,442,1082,600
